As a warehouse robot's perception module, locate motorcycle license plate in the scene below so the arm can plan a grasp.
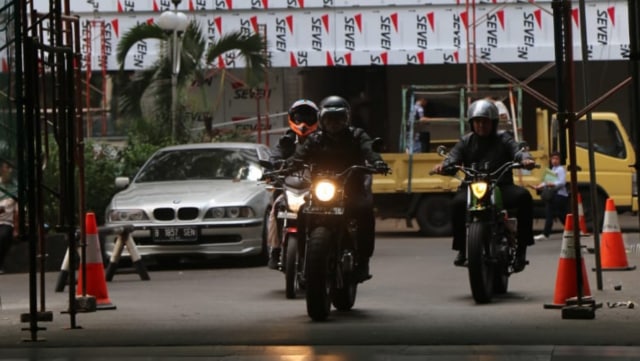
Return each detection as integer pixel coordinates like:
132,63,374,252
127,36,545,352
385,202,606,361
277,211,298,220
306,206,344,215
152,227,198,242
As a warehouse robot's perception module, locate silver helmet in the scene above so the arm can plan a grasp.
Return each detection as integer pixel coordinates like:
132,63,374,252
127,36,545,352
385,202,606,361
467,99,499,131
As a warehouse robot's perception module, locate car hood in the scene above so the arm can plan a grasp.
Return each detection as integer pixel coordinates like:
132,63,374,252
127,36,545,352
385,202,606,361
110,180,268,208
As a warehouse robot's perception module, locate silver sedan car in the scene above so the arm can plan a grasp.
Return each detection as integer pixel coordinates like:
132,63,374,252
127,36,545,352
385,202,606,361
103,142,272,264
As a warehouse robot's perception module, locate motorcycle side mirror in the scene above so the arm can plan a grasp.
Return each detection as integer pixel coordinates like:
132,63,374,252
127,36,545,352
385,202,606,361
259,160,273,170
371,137,384,152
436,145,448,157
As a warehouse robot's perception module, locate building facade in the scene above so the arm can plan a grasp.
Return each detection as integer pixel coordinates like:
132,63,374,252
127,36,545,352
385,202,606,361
22,0,632,149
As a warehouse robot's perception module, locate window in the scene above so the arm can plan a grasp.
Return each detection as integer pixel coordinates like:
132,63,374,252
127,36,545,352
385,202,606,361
575,120,626,159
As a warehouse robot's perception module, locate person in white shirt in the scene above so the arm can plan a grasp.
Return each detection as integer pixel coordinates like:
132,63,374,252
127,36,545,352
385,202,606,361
407,97,430,153
533,152,568,241
0,159,18,274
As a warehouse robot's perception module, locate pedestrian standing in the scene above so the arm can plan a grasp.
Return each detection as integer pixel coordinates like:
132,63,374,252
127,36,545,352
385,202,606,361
407,97,430,153
532,152,568,241
0,159,18,274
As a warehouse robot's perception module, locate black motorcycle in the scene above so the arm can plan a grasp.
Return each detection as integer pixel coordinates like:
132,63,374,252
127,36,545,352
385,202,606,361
300,162,389,321
434,147,537,303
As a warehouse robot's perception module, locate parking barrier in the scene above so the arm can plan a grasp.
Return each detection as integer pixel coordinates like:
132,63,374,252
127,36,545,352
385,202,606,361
104,224,150,282
54,224,149,293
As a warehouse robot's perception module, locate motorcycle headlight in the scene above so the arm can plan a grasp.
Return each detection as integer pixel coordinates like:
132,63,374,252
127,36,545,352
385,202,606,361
470,181,488,199
286,190,306,213
314,180,336,202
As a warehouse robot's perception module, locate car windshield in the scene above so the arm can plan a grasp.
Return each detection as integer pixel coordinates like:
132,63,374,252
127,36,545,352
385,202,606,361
135,148,264,183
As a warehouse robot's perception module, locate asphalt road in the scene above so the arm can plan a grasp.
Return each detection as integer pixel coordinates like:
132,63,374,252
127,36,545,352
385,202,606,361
0,216,639,360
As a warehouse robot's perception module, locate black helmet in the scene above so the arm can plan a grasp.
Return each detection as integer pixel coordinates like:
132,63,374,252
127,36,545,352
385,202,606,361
287,99,319,138
319,95,350,135
467,99,499,131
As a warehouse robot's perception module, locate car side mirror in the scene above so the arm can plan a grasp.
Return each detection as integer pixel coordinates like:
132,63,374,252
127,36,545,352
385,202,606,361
115,177,130,189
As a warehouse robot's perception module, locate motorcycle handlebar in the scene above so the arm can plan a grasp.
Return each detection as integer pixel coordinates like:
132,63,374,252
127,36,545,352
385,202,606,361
430,161,539,179
336,164,391,178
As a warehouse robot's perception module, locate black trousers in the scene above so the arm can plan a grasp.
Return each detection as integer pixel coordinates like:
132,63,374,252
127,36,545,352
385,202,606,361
0,224,14,269
543,194,568,237
450,183,534,252
345,192,375,259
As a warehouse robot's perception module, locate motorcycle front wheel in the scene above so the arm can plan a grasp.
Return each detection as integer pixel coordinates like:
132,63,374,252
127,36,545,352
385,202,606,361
467,222,494,304
305,227,334,321
285,235,300,299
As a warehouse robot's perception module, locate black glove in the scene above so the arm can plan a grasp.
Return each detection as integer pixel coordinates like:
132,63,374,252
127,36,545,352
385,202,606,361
279,132,296,148
374,160,389,173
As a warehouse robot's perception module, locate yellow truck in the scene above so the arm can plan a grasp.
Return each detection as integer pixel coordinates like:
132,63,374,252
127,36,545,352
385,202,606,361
372,86,637,237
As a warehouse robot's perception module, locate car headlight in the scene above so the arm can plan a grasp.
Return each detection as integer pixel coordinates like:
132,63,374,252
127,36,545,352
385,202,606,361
470,181,488,199
204,206,255,219
108,209,149,222
227,207,240,218
208,207,226,218
286,190,306,213
314,180,336,202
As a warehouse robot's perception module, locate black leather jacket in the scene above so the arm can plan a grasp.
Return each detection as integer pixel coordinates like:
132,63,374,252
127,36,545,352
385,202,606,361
291,127,382,196
291,127,383,171
269,130,300,163
442,131,531,185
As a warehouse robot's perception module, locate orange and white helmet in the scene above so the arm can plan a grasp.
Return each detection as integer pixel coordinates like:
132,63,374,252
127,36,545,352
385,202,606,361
288,99,319,138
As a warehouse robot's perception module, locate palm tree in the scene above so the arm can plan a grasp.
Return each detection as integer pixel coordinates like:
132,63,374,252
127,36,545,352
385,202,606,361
116,20,268,142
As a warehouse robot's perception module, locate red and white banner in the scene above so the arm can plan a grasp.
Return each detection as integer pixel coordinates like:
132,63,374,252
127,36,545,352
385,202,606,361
30,0,630,70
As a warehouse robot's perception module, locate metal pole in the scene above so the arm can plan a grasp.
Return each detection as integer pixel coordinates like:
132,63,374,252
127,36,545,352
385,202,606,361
171,28,178,142
628,0,640,232
578,0,602,291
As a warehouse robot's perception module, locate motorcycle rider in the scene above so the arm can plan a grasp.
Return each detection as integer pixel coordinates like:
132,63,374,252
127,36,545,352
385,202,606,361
266,99,319,269
290,95,388,282
432,99,536,272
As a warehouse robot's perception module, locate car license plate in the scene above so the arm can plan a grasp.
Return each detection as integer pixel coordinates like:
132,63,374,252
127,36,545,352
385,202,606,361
152,227,198,242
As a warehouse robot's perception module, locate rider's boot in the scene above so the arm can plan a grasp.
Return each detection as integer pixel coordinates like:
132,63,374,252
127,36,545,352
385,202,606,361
268,247,281,270
513,246,527,273
453,250,467,266
354,257,372,283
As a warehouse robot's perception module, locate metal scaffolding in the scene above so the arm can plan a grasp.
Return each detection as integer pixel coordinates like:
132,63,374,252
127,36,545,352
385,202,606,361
3,0,85,341
83,18,108,138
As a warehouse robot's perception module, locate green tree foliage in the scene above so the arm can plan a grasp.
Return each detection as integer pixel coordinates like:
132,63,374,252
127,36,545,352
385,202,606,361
116,20,268,143
42,133,162,226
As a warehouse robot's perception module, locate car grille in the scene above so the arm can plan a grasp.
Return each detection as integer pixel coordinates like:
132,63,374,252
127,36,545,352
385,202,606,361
177,207,199,220
153,207,199,221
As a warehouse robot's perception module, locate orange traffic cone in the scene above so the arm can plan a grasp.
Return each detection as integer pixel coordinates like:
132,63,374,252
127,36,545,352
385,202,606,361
544,214,592,309
77,212,117,310
597,198,636,271
577,194,590,236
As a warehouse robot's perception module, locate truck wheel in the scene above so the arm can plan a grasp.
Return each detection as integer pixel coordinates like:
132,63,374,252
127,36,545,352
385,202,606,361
416,195,452,237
